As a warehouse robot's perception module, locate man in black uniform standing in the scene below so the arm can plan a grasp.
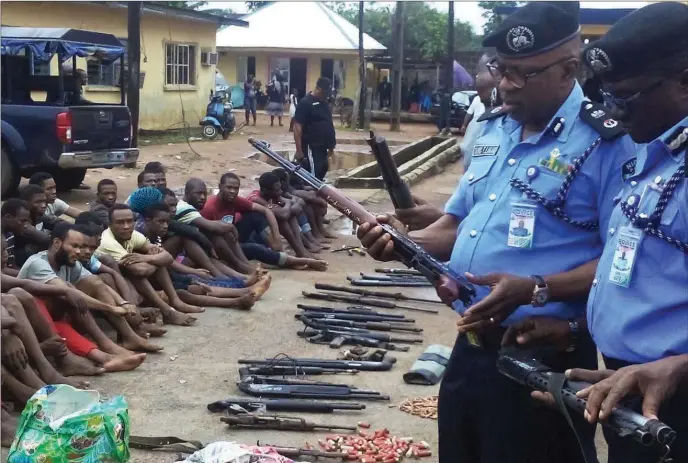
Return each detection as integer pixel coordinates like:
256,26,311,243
293,77,336,181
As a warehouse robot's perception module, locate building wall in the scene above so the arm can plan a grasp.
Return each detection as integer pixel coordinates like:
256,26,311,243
1,2,219,131
217,50,360,100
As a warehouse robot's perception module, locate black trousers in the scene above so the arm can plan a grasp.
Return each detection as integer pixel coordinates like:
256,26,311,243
438,333,598,463
300,145,329,181
603,356,688,463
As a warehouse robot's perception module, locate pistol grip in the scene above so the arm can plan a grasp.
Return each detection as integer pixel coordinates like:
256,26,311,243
436,275,459,307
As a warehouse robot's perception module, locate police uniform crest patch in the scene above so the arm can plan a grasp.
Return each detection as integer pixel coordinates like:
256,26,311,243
506,26,535,52
585,47,612,73
622,158,636,180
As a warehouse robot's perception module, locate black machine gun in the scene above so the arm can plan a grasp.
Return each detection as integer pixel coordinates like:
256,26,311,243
248,138,476,308
238,357,395,372
497,350,676,451
366,131,415,209
237,375,390,401
208,397,365,414
221,414,357,433
298,327,411,352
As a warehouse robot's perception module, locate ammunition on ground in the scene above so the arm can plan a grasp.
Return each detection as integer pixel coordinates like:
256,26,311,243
221,414,357,432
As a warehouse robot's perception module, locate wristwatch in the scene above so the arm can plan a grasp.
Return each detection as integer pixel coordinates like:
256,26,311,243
566,319,580,353
530,275,550,307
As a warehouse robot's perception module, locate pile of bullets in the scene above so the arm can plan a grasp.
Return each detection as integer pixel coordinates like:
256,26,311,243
398,396,438,420
318,428,432,462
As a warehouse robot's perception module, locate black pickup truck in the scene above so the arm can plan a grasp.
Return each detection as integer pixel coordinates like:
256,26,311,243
1,27,138,197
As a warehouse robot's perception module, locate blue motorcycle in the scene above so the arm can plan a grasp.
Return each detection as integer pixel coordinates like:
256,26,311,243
200,89,235,140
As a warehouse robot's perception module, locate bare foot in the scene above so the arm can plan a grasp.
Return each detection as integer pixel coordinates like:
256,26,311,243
236,294,255,311
140,306,162,321
305,243,322,253
121,336,164,353
306,259,329,272
171,300,205,314
323,230,339,239
56,353,105,376
140,323,167,337
41,370,90,389
101,343,136,357
102,353,146,372
40,334,68,357
1,409,17,448
245,270,262,286
163,310,196,326
250,275,272,301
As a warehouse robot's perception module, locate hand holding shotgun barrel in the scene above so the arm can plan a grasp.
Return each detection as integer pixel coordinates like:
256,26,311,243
247,138,477,308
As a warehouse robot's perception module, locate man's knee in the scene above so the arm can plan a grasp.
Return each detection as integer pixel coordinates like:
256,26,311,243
7,287,33,306
123,263,156,278
1,293,24,315
98,273,115,287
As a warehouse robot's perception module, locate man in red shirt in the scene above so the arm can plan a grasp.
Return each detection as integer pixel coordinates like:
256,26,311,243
202,173,281,250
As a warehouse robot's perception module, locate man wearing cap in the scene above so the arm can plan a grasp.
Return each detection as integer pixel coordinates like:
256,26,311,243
356,2,637,462
569,4,687,462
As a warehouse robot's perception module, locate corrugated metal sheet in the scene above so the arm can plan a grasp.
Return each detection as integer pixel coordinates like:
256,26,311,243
216,2,386,51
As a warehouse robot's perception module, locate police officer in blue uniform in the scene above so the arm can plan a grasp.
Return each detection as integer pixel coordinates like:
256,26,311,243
356,2,638,462
567,4,687,462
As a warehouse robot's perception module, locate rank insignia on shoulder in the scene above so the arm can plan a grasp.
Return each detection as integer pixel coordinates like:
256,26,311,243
622,158,636,181
477,106,509,122
579,102,624,139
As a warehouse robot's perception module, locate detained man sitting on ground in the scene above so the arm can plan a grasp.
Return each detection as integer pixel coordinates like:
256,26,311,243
1,199,32,276
177,178,261,276
125,170,159,206
138,203,260,310
90,179,119,227
29,172,82,222
96,204,201,325
14,225,147,372
247,172,318,259
282,168,337,240
14,185,52,267
143,161,167,188
201,173,327,271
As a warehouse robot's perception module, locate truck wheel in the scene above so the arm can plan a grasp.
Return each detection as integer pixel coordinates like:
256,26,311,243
54,168,87,192
202,125,218,140
1,146,21,199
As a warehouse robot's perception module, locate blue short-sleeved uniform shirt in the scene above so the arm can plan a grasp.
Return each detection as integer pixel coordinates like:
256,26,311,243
588,117,688,364
444,83,636,324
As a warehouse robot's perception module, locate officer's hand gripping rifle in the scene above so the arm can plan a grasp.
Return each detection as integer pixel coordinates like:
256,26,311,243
497,350,676,451
248,138,476,307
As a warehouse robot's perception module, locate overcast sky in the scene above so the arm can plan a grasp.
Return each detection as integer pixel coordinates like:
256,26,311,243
201,1,649,33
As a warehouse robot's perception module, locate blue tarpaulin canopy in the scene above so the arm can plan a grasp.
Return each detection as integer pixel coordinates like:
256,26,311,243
1,26,125,63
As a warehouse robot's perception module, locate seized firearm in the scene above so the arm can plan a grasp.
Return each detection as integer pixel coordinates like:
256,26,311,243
241,365,358,376
298,303,413,321
238,358,395,372
207,398,365,414
314,283,443,305
238,377,390,401
497,350,676,448
375,268,423,276
258,443,348,460
367,132,415,209
248,138,476,307
221,414,356,432
299,318,423,344
359,273,427,281
299,328,411,351
303,291,439,315
238,368,357,380
300,310,415,324
296,314,421,333
348,277,433,288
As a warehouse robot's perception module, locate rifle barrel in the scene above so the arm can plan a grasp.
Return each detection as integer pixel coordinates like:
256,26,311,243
313,284,443,305
375,268,423,276
367,132,415,209
348,277,433,288
302,291,439,314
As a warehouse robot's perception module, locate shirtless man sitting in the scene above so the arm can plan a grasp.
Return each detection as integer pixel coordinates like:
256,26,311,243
96,204,201,325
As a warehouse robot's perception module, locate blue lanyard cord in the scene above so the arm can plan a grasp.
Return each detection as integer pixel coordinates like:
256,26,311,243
509,137,603,231
619,161,688,254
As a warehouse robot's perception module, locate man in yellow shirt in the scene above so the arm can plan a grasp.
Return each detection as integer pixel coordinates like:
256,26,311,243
97,204,202,326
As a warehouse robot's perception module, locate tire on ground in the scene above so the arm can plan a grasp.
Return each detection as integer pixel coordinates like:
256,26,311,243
1,146,21,199
53,168,87,192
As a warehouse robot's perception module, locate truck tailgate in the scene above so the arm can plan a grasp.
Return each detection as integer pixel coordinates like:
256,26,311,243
68,105,131,152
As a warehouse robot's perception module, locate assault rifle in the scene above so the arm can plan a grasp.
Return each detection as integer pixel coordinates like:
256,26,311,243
497,350,676,448
237,376,390,401
298,327,411,351
207,398,365,414
240,365,359,376
302,291,439,315
248,138,476,307
366,132,415,209
221,414,356,432
298,303,414,322
238,358,395,372
347,277,433,288
295,313,421,333
375,268,423,276
258,443,348,460
299,317,423,344
359,272,427,282
313,283,443,305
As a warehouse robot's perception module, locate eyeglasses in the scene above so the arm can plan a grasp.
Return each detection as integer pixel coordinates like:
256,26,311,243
487,57,571,89
598,80,663,114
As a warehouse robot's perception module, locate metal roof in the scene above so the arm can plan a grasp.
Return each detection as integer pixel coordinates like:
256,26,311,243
216,2,385,51
85,2,248,27
1,26,123,47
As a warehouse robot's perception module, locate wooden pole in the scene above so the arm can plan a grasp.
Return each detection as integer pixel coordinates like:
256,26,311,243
358,2,366,130
441,1,455,135
390,1,404,131
127,1,142,148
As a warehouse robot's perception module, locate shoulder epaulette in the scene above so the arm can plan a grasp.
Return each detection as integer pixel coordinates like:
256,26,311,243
477,106,508,122
579,102,625,140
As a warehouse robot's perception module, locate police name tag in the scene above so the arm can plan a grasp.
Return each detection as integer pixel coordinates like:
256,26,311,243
472,145,499,157
507,202,536,249
222,215,235,224
608,226,642,287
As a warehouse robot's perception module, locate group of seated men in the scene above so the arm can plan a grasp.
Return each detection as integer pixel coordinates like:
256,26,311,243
0,161,335,445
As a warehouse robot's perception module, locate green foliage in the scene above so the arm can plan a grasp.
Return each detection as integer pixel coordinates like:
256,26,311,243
478,1,524,35
157,1,208,9
328,2,480,61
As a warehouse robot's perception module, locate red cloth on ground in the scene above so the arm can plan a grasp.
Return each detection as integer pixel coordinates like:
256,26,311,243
35,298,97,357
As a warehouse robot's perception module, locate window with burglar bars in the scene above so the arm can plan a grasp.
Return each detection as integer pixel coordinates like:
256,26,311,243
86,38,128,86
166,43,197,86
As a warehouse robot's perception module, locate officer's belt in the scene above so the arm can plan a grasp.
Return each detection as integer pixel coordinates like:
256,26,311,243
464,327,508,351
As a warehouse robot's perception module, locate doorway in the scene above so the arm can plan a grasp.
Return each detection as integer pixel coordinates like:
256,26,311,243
289,57,307,100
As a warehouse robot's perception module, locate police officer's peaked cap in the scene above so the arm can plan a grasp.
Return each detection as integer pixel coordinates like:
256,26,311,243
582,2,688,82
482,1,581,58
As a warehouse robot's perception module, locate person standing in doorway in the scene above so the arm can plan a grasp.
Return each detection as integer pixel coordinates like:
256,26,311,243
289,88,299,132
266,73,285,127
293,77,336,181
244,74,257,126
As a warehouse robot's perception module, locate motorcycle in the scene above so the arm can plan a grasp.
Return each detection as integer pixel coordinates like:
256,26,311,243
200,89,235,140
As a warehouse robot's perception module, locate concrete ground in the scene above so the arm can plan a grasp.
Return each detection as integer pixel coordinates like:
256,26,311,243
4,116,607,462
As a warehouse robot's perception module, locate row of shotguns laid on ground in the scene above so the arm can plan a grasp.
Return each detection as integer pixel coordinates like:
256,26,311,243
241,137,678,456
